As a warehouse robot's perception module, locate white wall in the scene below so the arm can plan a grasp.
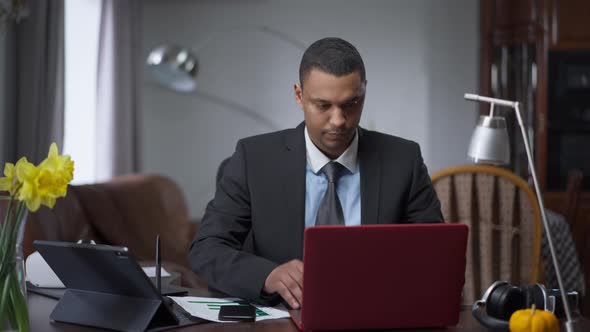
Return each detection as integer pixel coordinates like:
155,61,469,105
142,0,479,218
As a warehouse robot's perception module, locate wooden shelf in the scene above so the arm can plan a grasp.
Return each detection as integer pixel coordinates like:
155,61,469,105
481,0,590,315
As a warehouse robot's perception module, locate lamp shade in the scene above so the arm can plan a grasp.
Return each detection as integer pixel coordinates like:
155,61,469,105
146,45,198,92
467,115,510,165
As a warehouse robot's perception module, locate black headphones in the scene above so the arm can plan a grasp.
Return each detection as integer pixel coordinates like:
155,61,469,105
471,281,578,330
471,281,554,330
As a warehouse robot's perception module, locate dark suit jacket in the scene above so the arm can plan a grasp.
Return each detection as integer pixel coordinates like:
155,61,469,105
188,123,443,302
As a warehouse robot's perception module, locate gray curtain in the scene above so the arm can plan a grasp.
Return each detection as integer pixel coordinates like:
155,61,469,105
1,0,64,165
95,0,142,181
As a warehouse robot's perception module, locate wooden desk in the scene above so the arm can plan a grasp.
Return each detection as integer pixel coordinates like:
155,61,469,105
28,291,590,331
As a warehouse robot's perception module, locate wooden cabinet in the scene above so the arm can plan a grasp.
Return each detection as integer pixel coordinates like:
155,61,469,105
485,0,542,44
481,0,590,315
480,0,547,181
548,0,590,49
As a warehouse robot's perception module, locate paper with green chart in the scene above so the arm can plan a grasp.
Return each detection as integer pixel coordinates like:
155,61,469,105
170,296,291,322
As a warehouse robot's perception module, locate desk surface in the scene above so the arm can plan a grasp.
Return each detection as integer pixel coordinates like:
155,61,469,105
28,291,590,331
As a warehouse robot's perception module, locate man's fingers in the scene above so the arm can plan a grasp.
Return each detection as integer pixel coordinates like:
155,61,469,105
264,273,280,294
278,281,300,309
293,260,304,274
283,261,304,305
287,269,303,291
283,273,303,306
263,260,305,308
288,277,303,305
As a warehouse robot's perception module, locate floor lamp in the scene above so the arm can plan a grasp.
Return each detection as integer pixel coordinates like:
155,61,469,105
144,25,307,131
145,25,306,93
464,93,575,332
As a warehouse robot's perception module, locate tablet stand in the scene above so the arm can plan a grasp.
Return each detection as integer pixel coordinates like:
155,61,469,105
50,289,177,331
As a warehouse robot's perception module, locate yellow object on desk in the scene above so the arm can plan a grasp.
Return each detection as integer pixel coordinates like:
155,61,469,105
509,305,559,332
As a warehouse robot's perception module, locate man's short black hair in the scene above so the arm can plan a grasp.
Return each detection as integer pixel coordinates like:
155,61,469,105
299,37,366,86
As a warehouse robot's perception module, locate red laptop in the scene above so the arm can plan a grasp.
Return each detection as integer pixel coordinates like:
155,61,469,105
290,223,468,331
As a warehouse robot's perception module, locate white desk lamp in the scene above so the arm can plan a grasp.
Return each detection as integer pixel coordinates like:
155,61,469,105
464,93,575,332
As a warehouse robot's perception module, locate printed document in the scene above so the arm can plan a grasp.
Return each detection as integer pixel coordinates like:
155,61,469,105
170,296,290,322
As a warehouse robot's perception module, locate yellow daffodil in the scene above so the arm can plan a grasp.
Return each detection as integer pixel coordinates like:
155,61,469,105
38,142,75,198
0,162,16,194
0,143,75,212
15,156,42,211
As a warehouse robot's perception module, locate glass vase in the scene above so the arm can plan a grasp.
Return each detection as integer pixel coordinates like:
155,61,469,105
1,197,30,332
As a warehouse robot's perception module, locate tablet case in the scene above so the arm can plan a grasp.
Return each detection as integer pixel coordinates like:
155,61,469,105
33,240,192,331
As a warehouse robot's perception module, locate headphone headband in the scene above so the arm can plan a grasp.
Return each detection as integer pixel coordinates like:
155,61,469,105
480,281,508,302
472,301,510,330
472,282,549,330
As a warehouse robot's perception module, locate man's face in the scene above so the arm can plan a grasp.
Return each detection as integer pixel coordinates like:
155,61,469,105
294,69,366,159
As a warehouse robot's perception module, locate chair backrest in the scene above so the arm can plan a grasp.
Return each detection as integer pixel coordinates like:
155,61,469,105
24,174,197,269
431,165,542,305
73,174,195,268
23,186,97,258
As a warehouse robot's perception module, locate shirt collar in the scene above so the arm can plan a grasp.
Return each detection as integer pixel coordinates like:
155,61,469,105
304,126,358,174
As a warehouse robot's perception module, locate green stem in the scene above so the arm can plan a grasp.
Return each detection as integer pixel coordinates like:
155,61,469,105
10,202,26,246
1,184,22,243
9,269,28,332
0,213,15,278
0,196,6,244
0,229,14,280
0,270,12,328
0,196,16,252
0,201,25,279
5,299,18,330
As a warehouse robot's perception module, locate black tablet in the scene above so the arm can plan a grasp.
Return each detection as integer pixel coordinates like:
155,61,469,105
33,240,203,331
34,241,158,298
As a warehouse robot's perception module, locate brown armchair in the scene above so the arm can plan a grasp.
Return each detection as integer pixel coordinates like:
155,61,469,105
22,174,205,288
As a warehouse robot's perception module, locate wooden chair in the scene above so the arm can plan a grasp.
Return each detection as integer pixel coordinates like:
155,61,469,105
431,165,542,305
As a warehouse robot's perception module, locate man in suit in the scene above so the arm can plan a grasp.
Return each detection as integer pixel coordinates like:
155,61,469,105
189,37,443,309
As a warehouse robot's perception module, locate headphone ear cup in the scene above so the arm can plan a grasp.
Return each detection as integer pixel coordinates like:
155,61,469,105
486,284,510,319
487,284,525,320
524,284,547,309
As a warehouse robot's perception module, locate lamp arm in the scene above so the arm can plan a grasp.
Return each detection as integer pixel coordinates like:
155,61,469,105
145,83,280,131
194,24,307,54
464,93,517,108
514,103,575,332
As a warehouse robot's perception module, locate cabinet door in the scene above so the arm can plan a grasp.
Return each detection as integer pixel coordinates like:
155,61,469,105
549,0,590,49
486,0,542,44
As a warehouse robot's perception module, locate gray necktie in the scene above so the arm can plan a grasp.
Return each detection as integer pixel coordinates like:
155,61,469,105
315,162,346,225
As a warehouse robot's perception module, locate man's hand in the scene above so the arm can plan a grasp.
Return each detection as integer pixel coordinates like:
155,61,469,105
264,259,304,309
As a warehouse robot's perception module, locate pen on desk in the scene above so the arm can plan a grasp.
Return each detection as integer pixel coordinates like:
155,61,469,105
156,234,161,293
